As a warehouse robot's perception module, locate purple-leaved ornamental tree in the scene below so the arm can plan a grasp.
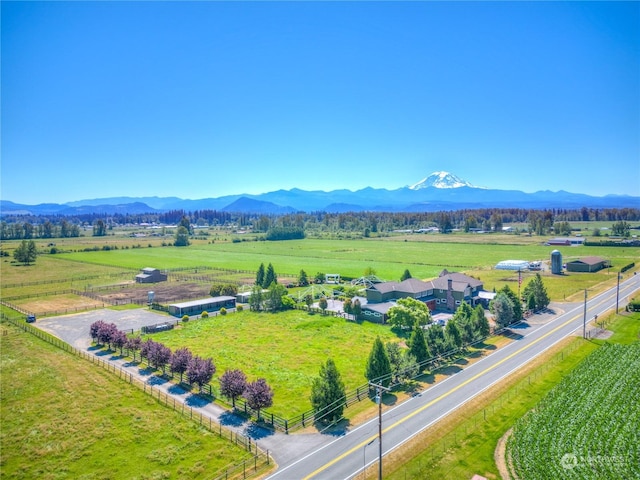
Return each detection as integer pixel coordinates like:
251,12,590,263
170,347,193,383
140,338,155,363
125,336,142,362
148,342,172,374
219,369,247,408
186,356,216,393
111,330,127,355
97,322,118,349
89,320,106,343
243,378,274,421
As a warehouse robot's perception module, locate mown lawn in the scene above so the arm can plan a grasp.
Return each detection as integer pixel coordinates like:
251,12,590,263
0,321,254,480
150,309,402,417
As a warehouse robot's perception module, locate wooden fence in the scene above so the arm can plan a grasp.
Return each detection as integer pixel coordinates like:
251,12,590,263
0,313,273,480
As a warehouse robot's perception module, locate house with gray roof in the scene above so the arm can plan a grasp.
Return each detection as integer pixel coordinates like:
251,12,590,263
362,270,487,321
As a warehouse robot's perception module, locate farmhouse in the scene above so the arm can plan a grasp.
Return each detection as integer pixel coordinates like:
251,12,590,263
362,270,488,321
135,267,167,283
565,256,610,273
168,296,236,317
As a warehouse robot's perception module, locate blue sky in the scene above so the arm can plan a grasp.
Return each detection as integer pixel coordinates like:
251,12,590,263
2,1,639,205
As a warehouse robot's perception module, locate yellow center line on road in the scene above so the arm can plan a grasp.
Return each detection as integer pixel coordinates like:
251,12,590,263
302,309,585,480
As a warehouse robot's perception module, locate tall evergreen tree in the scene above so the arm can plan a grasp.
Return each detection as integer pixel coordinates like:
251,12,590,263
310,359,346,423
408,324,430,369
400,269,412,281
365,337,392,387
522,273,550,311
499,285,522,321
472,305,490,338
445,320,463,350
263,263,277,288
255,263,265,287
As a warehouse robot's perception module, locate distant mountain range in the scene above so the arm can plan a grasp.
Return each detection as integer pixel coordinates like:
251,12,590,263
1,172,638,216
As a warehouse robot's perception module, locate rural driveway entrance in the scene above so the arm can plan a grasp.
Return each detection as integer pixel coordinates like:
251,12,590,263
35,308,171,350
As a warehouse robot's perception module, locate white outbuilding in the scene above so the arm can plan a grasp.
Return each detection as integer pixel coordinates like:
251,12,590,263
495,260,530,271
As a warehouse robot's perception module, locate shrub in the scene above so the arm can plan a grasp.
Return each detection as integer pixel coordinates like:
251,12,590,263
236,305,244,312
220,307,227,316
201,311,209,318
182,315,190,323
627,300,640,312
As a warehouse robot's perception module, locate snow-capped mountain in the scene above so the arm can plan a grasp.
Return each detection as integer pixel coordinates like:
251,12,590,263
409,171,474,190
2,170,638,215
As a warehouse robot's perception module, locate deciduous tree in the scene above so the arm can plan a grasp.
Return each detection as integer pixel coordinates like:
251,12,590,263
243,378,274,420
186,356,216,392
170,347,193,383
220,369,247,408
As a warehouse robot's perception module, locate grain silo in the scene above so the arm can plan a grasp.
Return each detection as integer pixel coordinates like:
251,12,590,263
551,250,563,275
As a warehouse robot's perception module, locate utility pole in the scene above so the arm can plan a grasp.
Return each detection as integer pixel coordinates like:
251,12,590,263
369,382,391,480
616,272,621,314
583,289,587,339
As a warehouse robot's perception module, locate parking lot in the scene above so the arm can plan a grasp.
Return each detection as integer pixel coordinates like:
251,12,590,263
34,308,172,350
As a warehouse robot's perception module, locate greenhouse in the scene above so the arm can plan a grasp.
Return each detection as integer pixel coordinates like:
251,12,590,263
495,260,530,271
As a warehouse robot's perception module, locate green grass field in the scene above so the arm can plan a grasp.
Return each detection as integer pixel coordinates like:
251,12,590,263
0,321,255,480
150,309,401,417
43,236,640,297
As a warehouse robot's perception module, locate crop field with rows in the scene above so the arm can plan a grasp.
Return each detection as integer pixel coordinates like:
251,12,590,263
506,342,640,479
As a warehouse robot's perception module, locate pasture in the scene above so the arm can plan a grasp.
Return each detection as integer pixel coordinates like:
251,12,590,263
0,321,255,480
150,309,402,417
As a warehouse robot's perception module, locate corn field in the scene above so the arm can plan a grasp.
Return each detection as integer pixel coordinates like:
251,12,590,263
506,343,640,479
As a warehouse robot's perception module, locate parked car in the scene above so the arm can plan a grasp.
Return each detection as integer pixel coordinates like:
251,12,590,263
26,314,36,323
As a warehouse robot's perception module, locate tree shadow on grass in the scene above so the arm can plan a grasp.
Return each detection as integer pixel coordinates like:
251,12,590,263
454,357,469,366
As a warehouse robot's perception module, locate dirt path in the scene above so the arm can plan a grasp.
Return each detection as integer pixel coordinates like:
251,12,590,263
494,427,514,480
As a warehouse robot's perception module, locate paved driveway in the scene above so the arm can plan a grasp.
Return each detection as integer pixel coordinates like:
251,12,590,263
35,308,172,350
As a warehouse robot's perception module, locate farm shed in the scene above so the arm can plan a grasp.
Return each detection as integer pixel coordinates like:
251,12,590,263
565,257,610,273
168,296,236,317
546,237,585,246
135,267,167,283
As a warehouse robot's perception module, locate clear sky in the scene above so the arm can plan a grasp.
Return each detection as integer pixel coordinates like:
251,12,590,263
2,1,639,205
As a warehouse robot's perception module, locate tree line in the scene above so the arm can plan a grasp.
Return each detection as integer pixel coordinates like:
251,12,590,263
89,320,275,419
3,207,639,240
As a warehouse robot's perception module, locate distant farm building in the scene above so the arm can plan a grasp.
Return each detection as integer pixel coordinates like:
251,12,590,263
495,260,529,271
565,257,610,273
168,296,236,317
135,267,167,283
546,237,585,246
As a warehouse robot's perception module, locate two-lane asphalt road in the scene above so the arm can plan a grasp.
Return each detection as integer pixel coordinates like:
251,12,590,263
267,274,640,480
